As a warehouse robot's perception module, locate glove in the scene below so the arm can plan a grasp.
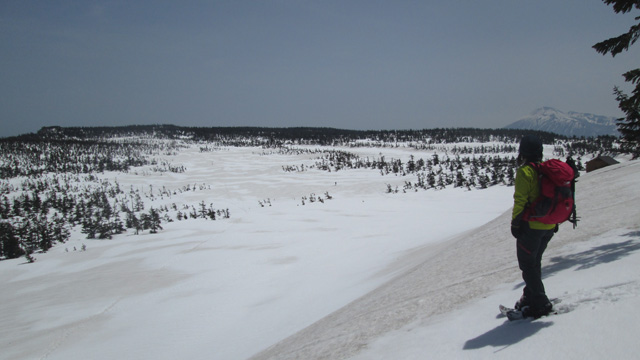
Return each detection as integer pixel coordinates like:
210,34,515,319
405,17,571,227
511,223,521,239
511,217,522,239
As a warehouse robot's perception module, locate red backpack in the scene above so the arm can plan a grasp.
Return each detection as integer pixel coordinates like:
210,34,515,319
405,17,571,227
522,159,579,227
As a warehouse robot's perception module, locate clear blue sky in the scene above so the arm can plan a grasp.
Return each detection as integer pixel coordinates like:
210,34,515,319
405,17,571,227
1,0,638,137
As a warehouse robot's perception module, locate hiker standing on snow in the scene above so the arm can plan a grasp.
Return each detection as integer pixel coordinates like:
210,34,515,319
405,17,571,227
510,135,555,319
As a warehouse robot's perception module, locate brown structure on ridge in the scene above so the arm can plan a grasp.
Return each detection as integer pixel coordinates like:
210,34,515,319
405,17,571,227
585,156,619,173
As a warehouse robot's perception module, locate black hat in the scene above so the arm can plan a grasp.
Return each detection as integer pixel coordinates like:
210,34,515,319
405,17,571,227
519,135,543,161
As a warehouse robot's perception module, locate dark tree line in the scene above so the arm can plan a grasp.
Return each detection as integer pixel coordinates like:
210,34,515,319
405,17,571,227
0,137,181,179
281,150,519,191
555,136,621,158
5,125,574,147
3,125,623,160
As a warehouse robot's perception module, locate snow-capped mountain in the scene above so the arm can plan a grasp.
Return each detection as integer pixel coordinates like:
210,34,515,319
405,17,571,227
505,107,619,137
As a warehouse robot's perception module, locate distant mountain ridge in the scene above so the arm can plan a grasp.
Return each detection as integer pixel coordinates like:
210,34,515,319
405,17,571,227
505,107,620,137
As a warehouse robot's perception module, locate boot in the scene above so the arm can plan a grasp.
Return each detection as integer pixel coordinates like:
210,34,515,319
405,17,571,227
523,301,553,319
514,294,529,311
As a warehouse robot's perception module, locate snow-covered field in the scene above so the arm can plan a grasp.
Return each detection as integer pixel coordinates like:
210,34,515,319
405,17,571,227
1,145,638,360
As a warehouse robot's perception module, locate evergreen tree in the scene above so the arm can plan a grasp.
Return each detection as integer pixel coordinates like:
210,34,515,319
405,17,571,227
0,222,24,259
0,196,9,219
140,213,151,231
455,170,466,188
31,191,42,214
126,211,142,234
52,214,70,244
73,199,86,225
125,210,135,229
207,204,217,220
478,174,490,189
593,0,640,158
133,193,144,212
432,153,439,165
97,219,112,239
406,155,416,172
102,200,113,222
613,81,640,158
199,201,207,219
16,218,38,258
112,212,125,235
427,170,436,188
147,207,162,234
467,169,477,189
436,174,446,189
134,213,144,235
33,214,55,251
81,217,98,239
12,198,21,217
506,166,516,186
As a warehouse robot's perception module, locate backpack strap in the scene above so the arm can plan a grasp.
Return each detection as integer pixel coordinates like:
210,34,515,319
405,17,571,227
521,162,541,222
526,162,539,172
565,158,580,229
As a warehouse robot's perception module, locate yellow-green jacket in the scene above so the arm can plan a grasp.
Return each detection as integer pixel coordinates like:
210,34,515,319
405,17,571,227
512,164,557,230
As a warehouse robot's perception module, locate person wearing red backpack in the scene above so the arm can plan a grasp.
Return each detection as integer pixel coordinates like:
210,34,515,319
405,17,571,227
510,135,556,319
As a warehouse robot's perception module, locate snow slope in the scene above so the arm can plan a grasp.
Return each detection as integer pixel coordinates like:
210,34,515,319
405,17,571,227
1,145,638,360
252,160,640,360
0,145,512,360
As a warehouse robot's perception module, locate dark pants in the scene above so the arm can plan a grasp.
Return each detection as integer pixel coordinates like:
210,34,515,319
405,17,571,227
516,223,554,310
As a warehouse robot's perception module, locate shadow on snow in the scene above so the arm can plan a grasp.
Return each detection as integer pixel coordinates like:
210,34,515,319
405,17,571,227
514,230,640,291
464,231,639,352
463,320,553,351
